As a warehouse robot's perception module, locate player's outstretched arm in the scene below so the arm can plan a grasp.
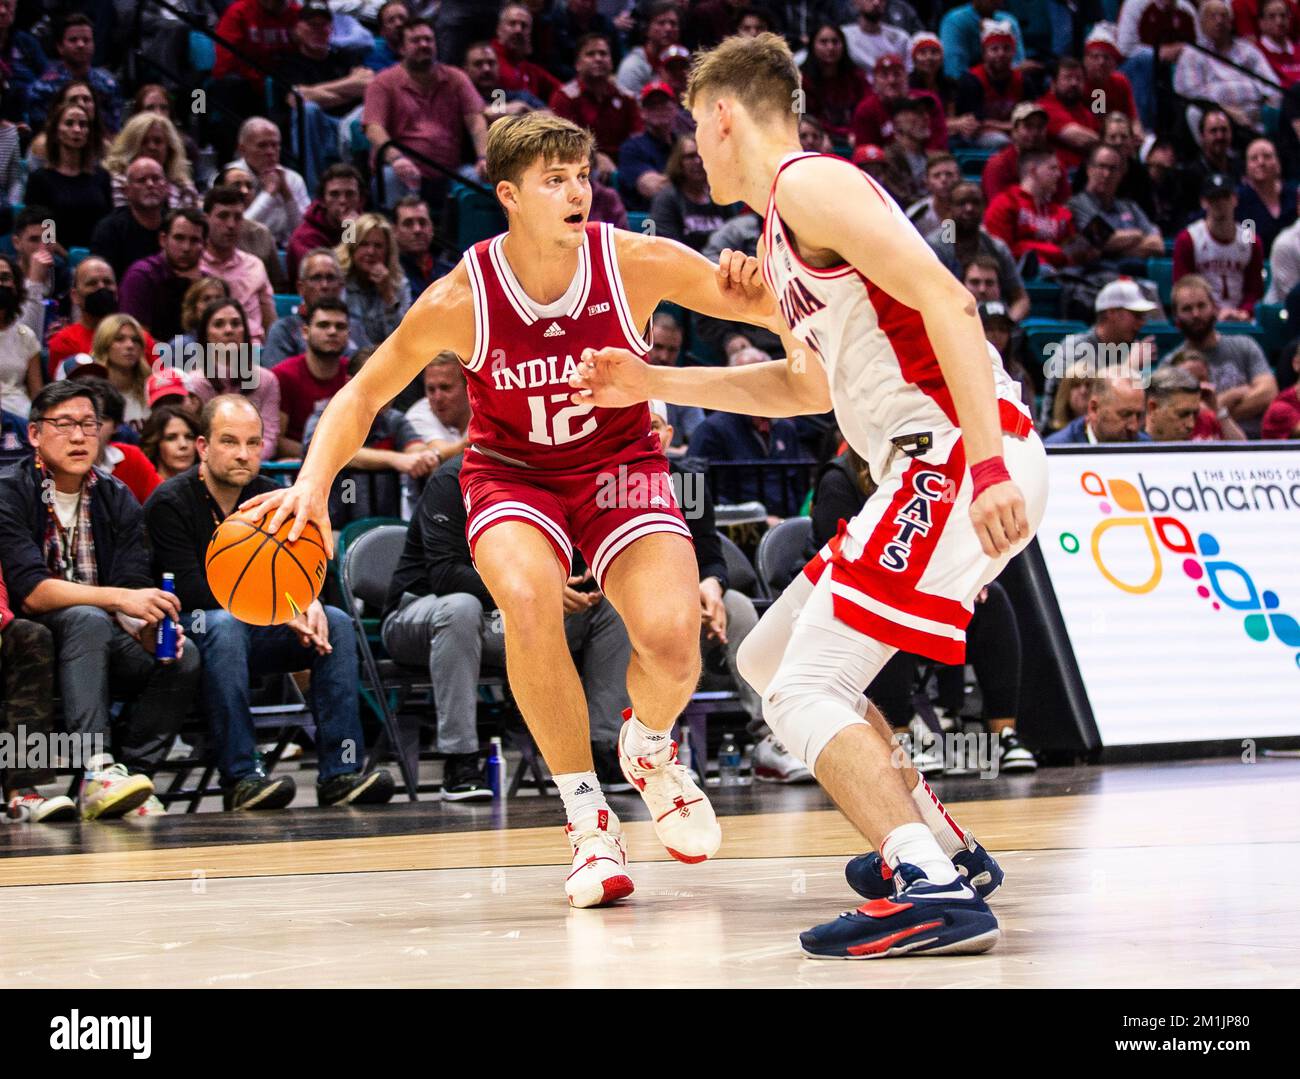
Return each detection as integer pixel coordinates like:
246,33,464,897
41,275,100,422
773,157,1028,555
570,323,829,418
617,228,782,334
241,267,476,555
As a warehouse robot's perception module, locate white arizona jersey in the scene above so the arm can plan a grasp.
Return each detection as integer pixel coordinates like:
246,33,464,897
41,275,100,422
760,152,1030,479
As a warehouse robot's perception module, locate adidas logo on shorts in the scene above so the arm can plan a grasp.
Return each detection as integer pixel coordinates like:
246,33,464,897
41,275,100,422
543,321,565,337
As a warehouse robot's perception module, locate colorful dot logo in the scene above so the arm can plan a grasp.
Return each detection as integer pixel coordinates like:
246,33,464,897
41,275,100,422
1059,471,1300,667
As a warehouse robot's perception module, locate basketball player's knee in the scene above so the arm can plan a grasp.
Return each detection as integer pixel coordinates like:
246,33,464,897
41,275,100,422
493,576,558,631
736,627,779,698
632,611,700,680
761,664,868,771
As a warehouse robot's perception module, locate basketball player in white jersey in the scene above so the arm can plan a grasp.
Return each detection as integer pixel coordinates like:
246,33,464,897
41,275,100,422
571,33,1049,957
242,113,779,909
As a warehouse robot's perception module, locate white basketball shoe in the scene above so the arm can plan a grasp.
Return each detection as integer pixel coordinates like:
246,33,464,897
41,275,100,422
565,808,635,908
617,713,721,864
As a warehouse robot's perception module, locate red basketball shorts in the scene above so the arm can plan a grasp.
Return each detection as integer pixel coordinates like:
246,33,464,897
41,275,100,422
460,449,694,588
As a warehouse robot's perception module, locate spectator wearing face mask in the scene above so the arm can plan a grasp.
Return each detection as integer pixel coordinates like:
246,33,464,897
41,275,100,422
47,257,154,379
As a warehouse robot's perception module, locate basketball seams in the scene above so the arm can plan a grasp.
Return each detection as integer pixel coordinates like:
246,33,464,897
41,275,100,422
204,520,264,565
224,532,277,617
268,538,280,625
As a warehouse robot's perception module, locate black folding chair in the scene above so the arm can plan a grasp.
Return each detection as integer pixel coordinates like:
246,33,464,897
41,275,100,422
337,520,424,801
755,516,814,598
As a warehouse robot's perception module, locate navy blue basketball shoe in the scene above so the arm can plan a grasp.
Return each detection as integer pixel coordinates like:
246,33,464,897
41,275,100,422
844,841,1004,900
800,864,1000,959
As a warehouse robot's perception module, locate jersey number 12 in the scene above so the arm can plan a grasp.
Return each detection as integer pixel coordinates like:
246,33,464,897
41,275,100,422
526,392,596,446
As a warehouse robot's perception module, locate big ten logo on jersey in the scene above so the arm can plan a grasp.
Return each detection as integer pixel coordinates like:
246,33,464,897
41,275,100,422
879,469,956,573
489,346,596,447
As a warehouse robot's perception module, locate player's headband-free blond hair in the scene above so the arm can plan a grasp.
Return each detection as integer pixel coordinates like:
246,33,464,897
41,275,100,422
486,112,594,190
685,31,800,120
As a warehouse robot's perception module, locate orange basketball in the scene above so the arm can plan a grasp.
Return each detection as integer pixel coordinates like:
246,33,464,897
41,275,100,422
205,513,328,626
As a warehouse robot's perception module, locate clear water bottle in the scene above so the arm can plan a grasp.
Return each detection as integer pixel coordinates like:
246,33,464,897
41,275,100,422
676,726,693,775
487,736,505,799
719,731,741,787
155,573,178,662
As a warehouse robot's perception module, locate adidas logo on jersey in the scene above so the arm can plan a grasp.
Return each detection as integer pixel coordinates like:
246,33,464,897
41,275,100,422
543,321,565,337
587,302,610,316
650,495,670,508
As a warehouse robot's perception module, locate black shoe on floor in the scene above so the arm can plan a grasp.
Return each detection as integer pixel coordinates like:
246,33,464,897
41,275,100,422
224,772,297,811
442,752,492,802
592,742,633,793
317,769,396,806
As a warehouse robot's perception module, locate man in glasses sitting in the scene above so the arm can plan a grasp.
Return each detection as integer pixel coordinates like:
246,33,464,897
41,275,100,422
0,382,200,820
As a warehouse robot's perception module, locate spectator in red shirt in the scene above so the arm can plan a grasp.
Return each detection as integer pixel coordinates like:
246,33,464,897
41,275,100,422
800,22,869,143
982,100,1071,203
1236,0,1300,37
363,19,488,208
210,0,302,164
492,2,562,104
951,19,1027,148
1083,23,1143,138
46,257,152,379
288,164,364,282
983,147,1078,267
549,33,641,179
463,39,544,125
851,54,945,151
1039,56,1102,173
1261,347,1300,437
1256,0,1300,88
272,297,352,456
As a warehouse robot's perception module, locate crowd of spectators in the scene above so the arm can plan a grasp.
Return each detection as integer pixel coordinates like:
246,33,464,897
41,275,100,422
4,0,1300,823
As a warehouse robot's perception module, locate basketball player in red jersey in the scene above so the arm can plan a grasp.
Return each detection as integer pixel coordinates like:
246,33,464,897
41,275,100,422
571,34,1049,956
244,113,780,907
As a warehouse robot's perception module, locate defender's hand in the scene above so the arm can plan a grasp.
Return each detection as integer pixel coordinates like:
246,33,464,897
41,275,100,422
717,247,777,328
239,482,335,558
569,346,652,408
970,480,1029,558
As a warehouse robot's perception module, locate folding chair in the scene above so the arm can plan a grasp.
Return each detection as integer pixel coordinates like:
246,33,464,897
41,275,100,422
336,519,423,800
755,515,813,598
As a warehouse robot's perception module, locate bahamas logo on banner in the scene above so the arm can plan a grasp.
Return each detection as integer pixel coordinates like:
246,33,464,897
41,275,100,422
1058,469,1300,668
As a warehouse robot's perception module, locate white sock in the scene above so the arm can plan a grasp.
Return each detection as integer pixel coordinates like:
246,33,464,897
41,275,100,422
881,822,958,885
910,774,971,857
554,771,608,825
621,712,671,759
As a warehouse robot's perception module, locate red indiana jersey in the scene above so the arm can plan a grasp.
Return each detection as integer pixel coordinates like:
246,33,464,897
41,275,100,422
460,222,658,473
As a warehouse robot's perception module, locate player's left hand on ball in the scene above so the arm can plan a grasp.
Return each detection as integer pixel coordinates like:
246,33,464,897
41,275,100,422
716,248,776,325
568,346,651,407
970,481,1029,558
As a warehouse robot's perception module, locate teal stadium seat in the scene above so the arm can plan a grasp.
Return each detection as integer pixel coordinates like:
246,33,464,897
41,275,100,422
1025,278,1062,318
1143,322,1183,358
67,247,89,267
1021,318,1088,373
626,211,650,234
189,31,216,76
1256,302,1290,356
953,147,995,181
1146,256,1174,308
273,293,300,318
454,183,506,251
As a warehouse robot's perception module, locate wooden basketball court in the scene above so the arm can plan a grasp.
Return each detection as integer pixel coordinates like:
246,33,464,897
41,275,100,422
2,756,1296,988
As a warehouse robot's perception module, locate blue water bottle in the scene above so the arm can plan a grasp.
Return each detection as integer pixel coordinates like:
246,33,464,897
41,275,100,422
487,737,505,799
156,572,178,661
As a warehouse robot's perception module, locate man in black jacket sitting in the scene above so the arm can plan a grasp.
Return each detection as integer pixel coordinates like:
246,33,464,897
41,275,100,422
143,394,394,810
0,381,200,819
